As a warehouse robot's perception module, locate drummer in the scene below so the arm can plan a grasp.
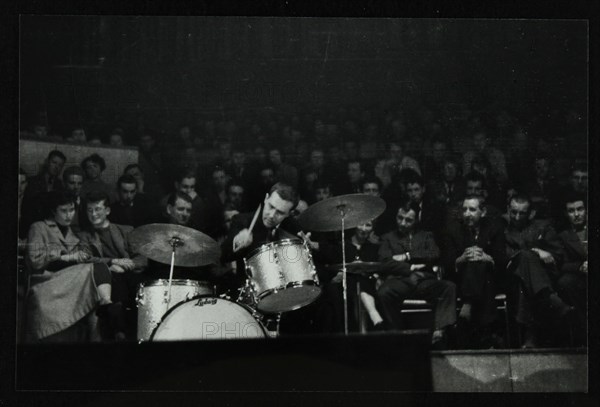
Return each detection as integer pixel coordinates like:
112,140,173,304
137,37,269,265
220,182,302,292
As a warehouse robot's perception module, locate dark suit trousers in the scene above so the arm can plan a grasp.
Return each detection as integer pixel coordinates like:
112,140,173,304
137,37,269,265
458,261,497,326
377,276,457,330
511,250,557,325
557,272,587,342
313,274,375,333
511,251,555,296
111,272,146,309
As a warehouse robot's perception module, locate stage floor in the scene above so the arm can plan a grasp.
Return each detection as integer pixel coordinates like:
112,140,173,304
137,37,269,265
13,333,588,393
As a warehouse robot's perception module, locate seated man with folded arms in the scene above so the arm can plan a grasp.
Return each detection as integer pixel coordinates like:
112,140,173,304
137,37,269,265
376,201,457,347
78,190,147,340
442,195,507,348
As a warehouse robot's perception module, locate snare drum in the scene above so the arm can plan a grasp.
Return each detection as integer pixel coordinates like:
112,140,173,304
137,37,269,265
244,238,321,314
151,297,267,341
136,279,213,341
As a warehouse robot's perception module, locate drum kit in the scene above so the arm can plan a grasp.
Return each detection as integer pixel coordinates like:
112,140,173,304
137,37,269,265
130,194,385,342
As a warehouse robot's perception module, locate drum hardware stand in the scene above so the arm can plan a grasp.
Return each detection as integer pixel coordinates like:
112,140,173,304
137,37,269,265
336,203,349,336
304,241,320,286
242,260,260,307
274,313,282,338
165,236,185,307
260,312,281,339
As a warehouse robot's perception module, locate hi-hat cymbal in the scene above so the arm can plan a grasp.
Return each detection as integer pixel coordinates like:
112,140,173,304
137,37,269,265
325,261,382,274
298,194,386,232
130,223,220,267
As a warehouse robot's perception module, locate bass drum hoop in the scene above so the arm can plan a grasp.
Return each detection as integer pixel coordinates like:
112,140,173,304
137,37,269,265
139,278,212,290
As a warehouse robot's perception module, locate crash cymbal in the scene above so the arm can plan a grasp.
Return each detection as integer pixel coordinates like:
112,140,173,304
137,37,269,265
298,194,386,232
130,223,220,267
325,261,383,274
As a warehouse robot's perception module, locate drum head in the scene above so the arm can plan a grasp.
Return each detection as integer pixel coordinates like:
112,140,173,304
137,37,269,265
247,238,303,259
257,284,322,314
151,297,266,341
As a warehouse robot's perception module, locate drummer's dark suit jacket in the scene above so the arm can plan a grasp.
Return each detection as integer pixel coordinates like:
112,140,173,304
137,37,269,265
221,209,302,287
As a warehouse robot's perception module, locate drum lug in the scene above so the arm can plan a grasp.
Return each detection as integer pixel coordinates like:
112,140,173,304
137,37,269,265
244,258,251,277
250,281,259,303
135,290,144,306
247,279,257,293
277,269,285,285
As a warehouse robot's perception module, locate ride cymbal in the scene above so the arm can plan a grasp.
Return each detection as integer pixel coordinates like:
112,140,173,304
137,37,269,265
130,223,220,267
298,194,386,232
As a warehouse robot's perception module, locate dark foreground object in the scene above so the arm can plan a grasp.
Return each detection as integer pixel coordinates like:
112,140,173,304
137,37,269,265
17,331,432,391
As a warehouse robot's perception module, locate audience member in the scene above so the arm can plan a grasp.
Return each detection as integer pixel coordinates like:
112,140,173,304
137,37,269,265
556,192,587,346
462,128,508,185
336,159,366,195
403,172,445,240
225,179,247,213
80,153,117,203
268,147,299,189
61,166,87,233
442,195,507,348
505,194,571,348
160,169,210,234
109,174,157,227
377,202,457,347
78,190,147,340
21,150,67,234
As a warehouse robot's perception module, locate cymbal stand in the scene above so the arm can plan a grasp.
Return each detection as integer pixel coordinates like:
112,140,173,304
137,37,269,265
166,236,184,307
337,204,349,335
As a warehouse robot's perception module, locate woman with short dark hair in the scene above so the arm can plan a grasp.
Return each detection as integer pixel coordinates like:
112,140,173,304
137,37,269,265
80,153,117,203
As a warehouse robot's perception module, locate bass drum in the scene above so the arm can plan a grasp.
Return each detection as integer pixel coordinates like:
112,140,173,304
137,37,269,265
151,297,267,341
136,279,214,341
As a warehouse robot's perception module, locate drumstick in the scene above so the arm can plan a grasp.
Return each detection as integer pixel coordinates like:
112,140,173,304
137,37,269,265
234,204,261,252
248,203,261,233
